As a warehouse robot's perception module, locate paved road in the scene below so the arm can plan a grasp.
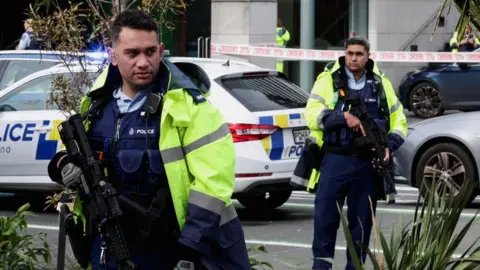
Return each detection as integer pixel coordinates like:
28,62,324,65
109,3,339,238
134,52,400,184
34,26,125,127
0,109,474,270
1,185,480,270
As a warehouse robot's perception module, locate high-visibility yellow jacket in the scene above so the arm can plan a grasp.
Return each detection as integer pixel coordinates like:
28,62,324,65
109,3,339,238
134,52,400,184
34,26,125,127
290,57,408,193
276,27,290,48
49,59,250,268
450,31,480,52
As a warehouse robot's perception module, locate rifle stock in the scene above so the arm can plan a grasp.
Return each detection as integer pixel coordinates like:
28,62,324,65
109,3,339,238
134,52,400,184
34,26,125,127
57,113,137,270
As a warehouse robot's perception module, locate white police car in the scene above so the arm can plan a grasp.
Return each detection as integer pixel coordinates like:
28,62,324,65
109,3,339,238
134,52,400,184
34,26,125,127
0,53,309,211
0,50,70,90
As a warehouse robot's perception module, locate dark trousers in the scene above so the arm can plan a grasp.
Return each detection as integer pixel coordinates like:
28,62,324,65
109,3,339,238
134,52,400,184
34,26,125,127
312,153,377,270
89,235,204,270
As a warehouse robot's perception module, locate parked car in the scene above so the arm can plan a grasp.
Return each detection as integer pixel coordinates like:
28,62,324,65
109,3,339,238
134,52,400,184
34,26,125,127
398,48,480,119
393,111,480,204
0,55,309,211
0,50,105,91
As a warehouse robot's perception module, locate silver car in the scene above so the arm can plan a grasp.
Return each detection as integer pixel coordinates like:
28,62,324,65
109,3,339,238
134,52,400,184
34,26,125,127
394,111,480,203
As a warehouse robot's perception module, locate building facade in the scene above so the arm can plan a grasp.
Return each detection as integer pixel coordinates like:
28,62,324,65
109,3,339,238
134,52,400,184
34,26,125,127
4,0,460,90
205,0,460,90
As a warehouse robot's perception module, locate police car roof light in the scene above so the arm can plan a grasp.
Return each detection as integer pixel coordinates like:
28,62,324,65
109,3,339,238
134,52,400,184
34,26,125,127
86,51,109,62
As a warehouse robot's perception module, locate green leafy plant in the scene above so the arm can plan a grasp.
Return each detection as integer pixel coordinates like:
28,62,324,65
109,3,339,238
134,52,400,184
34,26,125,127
248,245,275,269
0,203,52,270
337,173,480,269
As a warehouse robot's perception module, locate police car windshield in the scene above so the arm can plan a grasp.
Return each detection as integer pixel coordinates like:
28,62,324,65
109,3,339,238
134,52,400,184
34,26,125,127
219,74,308,112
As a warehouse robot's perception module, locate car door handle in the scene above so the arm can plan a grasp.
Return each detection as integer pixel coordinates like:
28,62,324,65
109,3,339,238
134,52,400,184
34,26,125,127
33,127,52,132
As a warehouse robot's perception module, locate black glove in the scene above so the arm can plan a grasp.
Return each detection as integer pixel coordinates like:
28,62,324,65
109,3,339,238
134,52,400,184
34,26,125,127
175,244,202,270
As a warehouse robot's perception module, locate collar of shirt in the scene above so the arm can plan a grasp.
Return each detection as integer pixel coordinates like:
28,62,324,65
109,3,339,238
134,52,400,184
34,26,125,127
113,87,149,114
344,66,366,90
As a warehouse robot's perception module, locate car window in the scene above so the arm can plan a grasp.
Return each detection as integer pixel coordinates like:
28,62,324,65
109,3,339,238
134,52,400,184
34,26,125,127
0,72,96,112
0,60,58,90
218,74,309,112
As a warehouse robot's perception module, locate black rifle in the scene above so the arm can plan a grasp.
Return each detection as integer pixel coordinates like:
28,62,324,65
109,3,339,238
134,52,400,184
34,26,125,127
343,95,397,203
57,113,137,270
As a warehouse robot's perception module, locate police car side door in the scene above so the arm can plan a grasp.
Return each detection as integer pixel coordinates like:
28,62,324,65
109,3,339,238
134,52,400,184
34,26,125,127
0,73,67,177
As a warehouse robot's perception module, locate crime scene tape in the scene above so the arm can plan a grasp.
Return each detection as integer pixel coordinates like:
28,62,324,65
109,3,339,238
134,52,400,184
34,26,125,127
210,43,480,63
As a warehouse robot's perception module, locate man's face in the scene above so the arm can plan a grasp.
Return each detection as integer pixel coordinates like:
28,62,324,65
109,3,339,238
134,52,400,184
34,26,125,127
345,44,369,72
110,27,163,89
466,24,472,34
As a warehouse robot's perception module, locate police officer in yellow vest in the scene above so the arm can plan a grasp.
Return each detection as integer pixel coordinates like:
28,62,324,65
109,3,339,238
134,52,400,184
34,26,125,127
450,23,480,52
294,37,407,269
276,18,290,73
48,9,250,270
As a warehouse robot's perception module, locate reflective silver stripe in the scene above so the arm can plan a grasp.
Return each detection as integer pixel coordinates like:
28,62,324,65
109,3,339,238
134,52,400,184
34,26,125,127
391,129,406,140
220,204,237,226
161,123,230,164
161,146,184,164
307,136,317,144
184,123,230,155
390,100,401,113
310,93,326,105
291,175,309,187
188,190,225,215
316,109,326,130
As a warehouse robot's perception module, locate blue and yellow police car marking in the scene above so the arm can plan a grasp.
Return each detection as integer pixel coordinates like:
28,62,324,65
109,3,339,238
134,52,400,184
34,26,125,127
0,120,62,160
259,113,306,161
36,120,62,160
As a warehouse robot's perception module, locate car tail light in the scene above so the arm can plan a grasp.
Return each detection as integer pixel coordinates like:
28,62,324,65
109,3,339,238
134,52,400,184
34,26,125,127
228,123,279,143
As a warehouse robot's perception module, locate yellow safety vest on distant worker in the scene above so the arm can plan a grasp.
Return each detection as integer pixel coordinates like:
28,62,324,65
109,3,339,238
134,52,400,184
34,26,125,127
450,31,480,52
276,27,290,73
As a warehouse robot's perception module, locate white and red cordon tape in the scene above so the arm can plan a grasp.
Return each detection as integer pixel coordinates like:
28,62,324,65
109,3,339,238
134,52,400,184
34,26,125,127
210,43,480,63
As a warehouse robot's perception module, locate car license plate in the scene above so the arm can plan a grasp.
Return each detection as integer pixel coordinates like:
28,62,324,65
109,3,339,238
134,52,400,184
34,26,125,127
292,129,310,145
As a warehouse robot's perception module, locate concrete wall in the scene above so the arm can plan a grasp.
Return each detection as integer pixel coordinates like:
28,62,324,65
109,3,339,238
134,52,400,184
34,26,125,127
368,0,461,90
210,0,278,69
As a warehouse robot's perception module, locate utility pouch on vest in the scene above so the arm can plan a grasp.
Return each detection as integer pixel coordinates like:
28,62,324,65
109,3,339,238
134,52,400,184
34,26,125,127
62,206,93,269
303,137,323,171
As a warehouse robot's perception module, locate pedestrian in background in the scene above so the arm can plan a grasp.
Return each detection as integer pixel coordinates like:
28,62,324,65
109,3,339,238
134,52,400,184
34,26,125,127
276,18,290,73
16,18,46,50
304,36,407,270
450,23,479,52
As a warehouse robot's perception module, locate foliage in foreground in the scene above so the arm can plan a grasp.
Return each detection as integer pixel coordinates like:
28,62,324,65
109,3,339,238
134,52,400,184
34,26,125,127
0,203,51,270
0,203,274,269
339,176,480,270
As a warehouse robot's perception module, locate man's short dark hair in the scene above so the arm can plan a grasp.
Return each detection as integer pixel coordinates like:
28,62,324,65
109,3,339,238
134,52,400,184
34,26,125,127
111,9,158,45
345,36,370,52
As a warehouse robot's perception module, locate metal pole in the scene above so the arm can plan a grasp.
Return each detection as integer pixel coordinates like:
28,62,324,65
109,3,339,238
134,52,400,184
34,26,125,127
205,37,211,58
197,37,204,58
300,0,315,93
56,201,69,270
349,0,356,37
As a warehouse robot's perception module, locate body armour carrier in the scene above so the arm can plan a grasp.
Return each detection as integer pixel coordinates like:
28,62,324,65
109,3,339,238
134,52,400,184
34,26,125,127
87,95,180,254
26,31,46,50
322,72,388,152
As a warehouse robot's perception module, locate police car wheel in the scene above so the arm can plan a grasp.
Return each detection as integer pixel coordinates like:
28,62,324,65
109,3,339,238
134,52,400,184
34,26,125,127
416,142,477,204
236,190,292,211
409,82,445,119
